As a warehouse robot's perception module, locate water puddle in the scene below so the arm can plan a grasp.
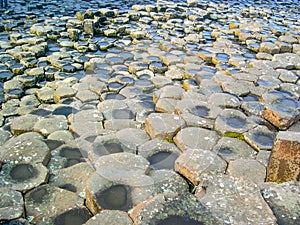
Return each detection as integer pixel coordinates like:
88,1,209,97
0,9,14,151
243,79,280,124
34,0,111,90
156,215,204,225
148,152,179,170
226,116,246,129
59,147,85,167
253,133,274,146
10,164,37,182
112,109,134,119
190,106,210,117
96,185,132,211
53,208,90,225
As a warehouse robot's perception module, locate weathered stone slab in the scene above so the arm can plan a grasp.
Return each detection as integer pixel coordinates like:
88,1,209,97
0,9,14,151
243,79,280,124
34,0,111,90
261,181,300,225
196,175,277,225
174,127,219,152
0,187,24,221
267,131,300,182
174,148,227,186
84,210,133,225
145,113,185,140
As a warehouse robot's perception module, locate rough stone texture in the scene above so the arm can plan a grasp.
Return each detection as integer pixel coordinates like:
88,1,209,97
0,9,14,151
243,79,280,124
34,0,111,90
24,184,85,224
34,116,68,136
50,162,95,198
0,187,24,221
0,137,50,165
261,181,300,225
263,98,300,130
130,193,221,225
196,175,277,225
212,137,256,162
84,210,133,225
10,114,41,135
267,131,300,183
0,163,49,192
145,113,185,140
227,159,266,184
174,148,227,186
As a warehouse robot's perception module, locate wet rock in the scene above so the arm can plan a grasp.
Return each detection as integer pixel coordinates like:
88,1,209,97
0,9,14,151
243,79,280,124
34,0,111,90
263,97,300,130
215,109,254,135
261,181,300,225
196,175,277,225
212,137,256,162
85,170,153,214
24,184,85,224
244,125,276,151
50,162,94,198
84,210,133,225
145,113,185,140
138,139,182,170
174,127,219,152
0,163,49,192
130,193,221,224
175,148,227,186
0,187,24,221
267,131,300,183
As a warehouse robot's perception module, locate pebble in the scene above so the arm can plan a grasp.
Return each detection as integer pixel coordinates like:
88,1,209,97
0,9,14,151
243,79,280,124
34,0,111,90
0,0,299,224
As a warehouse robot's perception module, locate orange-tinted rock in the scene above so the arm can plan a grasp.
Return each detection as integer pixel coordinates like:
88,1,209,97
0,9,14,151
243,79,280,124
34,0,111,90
267,131,300,183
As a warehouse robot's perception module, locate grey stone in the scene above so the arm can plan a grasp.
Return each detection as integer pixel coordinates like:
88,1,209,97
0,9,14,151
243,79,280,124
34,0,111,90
175,148,227,186
145,113,185,140
196,175,277,225
0,187,24,221
84,210,133,225
261,181,300,225
174,127,219,152
10,114,41,135
34,116,68,136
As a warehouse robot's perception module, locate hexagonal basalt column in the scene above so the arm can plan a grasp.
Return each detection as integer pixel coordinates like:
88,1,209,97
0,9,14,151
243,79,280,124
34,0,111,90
0,187,24,221
25,184,88,224
215,109,254,135
174,127,219,152
138,139,182,170
145,113,186,140
263,97,300,130
130,193,221,224
86,171,154,215
267,131,300,183
244,125,276,151
84,210,133,225
174,149,227,186
0,163,49,192
0,137,50,165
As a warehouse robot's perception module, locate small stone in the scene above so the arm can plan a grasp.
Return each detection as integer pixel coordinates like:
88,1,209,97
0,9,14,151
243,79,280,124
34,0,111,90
215,109,254,135
36,87,55,103
260,42,280,54
267,131,300,183
0,137,50,165
84,19,95,35
145,113,185,140
76,89,99,102
53,86,77,103
175,148,227,186
130,193,220,225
